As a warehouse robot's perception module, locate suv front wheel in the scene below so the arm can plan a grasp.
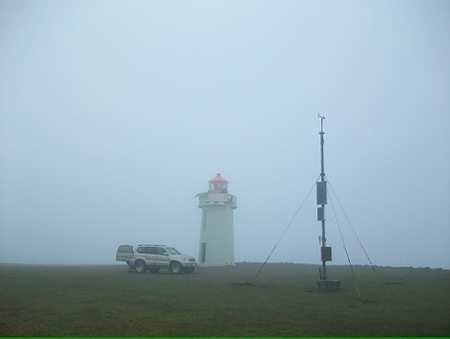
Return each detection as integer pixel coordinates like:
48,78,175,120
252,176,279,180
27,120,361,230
170,261,182,274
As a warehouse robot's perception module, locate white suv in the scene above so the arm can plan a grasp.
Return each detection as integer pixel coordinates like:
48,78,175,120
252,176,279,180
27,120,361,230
116,244,196,274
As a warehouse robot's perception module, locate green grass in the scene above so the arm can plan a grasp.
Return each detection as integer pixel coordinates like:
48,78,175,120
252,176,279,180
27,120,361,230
0,263,448,336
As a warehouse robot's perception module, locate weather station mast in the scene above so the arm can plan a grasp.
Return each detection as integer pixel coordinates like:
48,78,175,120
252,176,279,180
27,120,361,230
316,115,340,290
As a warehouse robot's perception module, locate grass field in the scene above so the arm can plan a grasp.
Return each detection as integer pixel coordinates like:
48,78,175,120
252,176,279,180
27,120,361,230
0,262,449,336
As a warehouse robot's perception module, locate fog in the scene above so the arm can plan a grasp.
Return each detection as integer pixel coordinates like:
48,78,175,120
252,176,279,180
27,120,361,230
0,0,449,268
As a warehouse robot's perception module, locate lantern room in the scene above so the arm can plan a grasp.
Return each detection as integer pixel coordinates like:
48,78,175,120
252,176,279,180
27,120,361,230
208,173,228,193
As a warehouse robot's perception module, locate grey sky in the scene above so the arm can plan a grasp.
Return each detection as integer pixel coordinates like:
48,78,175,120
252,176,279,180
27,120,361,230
0,0,449,268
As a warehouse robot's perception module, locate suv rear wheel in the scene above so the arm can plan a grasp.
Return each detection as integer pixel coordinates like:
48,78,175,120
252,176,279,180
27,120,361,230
170,261,182,274
135,260,146,273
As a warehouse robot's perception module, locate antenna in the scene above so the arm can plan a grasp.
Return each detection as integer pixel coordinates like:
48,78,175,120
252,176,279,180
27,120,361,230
316,114,340,291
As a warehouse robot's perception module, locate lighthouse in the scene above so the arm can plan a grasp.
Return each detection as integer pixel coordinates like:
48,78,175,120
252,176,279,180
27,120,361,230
196,173,237,266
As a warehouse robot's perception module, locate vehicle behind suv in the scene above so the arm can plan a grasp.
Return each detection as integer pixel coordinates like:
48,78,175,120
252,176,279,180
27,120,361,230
116,244,196,274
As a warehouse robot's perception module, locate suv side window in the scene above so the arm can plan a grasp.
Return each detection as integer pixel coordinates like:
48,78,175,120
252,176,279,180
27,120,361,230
136,247,145,254
157,247,168,255
148,247,159,255
118,245,132,253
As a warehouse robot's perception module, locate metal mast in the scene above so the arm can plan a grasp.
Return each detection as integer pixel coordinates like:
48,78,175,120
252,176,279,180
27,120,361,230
319,114,327,280
316,114,340,290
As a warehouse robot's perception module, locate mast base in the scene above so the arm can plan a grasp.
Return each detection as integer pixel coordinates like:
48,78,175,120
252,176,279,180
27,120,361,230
317,279,341,291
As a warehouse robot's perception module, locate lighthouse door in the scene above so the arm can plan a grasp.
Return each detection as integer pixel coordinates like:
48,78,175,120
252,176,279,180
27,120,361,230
200,242,207,263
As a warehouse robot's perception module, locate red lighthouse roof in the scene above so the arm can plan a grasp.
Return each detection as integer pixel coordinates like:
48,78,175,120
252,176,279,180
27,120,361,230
208,173,228,183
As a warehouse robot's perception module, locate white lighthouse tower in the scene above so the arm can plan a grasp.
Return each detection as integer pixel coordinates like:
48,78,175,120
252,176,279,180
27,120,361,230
196,173,237,266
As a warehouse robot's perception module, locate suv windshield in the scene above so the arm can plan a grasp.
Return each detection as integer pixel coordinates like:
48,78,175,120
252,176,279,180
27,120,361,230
167,247,180,255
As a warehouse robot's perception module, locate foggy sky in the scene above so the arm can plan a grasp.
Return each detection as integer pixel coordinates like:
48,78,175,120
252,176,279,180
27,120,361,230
1,0,449,268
